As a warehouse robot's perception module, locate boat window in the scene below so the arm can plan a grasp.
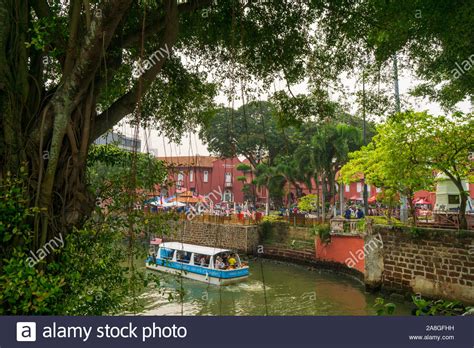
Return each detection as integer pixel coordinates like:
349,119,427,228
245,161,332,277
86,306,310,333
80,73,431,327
160,248,174,260
176,250,192,264
193,254,210,268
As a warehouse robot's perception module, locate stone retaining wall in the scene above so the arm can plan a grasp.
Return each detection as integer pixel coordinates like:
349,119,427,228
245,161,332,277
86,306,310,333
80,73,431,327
371,225,474,304
171,220,474,304
168,221,259,253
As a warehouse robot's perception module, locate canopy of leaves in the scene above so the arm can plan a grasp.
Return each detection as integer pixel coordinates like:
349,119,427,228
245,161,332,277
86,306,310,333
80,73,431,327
87,144,167,194
199,101,288,166
316,0,474,108
339,110,474,198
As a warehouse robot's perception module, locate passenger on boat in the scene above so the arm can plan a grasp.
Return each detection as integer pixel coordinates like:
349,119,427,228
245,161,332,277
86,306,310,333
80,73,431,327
222,253,228,266
215,256,225,269
199,256,206,267
228,254,237,268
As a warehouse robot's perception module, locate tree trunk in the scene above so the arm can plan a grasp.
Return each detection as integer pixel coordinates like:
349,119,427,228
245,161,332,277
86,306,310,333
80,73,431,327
321,175,327,223
1,0,180,257
265,187,270,216
458,191,468,230
314,174,320,220
443,172,468,230
407,192,417,226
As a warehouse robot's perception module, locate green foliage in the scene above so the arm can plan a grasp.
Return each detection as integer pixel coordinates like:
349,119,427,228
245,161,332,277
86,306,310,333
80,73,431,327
297,194,318,212
340,111,434,196
374,297,396,316
370,216,403,227
316,0,474,108
138,58,218,141
312,224,331,244
356,219,366,232
0,249,65,315
261,214,284,224
341,110,473,227
236,175,247,182
0,168,36,250
88,144,166,190
0,151,172,315
236,163,252,172
412,296,470,316
200,101,286,166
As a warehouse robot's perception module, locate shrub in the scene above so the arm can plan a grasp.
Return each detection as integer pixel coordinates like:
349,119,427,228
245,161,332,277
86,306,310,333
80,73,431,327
412,296,471,316
374,297,396,315
312,224,331,244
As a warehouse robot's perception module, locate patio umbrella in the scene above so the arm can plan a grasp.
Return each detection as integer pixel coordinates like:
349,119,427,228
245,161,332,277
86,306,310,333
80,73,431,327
368,195,377,204
415,198,431,205
163,201,186,207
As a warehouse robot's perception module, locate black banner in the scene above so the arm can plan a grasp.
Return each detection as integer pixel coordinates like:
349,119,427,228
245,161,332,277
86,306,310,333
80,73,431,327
3,316,473,348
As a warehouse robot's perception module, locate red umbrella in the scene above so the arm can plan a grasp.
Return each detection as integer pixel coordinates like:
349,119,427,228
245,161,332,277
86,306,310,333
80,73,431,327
368,195,377,204
415,198,431,205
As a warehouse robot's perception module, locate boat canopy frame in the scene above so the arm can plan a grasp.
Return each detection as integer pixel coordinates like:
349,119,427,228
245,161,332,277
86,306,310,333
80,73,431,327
153,242,243,271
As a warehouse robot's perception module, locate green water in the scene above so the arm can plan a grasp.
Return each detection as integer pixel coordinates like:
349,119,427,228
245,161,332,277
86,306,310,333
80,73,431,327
140,259,412,316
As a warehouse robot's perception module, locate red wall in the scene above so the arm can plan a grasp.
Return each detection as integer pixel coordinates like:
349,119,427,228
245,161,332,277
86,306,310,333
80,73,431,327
162,157,247,203
315,235,365,273
211,158,245,203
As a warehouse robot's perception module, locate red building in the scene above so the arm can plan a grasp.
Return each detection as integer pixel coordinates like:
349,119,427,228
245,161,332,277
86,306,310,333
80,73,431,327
157,156,473,208
157,156,256,204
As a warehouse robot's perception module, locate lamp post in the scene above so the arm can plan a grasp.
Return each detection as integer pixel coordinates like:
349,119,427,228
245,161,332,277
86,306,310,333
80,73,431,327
362,60,369,216
393,53,408,222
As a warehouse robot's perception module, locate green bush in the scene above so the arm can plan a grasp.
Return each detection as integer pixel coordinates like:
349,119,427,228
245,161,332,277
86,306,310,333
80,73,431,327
261,214,283,223
374,297,396,316
0,170,165,315
312,224,331,244
412,296,471,316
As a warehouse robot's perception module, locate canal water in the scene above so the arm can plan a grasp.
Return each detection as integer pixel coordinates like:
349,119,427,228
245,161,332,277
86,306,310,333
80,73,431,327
140,259,412,316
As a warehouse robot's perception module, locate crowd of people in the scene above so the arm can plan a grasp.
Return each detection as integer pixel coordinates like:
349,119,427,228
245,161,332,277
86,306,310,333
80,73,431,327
344,206,365,219
171,251,241,270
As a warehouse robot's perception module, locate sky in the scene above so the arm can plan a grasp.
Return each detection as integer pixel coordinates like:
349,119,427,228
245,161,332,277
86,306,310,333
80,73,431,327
117,61,471,158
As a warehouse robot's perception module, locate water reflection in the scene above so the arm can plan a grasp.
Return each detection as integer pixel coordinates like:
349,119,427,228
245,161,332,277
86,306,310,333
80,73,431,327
140,259,411,316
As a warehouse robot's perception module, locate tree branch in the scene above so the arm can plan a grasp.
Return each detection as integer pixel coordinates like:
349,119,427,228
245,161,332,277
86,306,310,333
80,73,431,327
38,0,134,236
92,0,179,140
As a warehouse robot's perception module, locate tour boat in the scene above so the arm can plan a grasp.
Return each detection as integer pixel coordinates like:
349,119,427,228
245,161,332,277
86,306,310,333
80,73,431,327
146,240,249,285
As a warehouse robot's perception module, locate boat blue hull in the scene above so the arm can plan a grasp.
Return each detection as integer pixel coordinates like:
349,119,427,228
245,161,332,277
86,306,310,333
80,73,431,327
146,257,249,282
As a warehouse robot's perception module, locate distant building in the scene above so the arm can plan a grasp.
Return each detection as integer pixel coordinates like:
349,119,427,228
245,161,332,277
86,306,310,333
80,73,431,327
156,155,474,209
95,132,141,152
157,156,267,204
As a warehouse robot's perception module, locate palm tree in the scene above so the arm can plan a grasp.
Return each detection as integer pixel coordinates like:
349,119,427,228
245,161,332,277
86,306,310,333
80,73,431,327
254,163,278,215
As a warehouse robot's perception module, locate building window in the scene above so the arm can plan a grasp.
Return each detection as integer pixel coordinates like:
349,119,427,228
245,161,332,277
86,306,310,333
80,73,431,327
189,169,194,182
356,182,362,193
376,187,382,193
345,184,350,192
448,195,460,204
177,172,184,182
225,172,232,183
203,170,209,183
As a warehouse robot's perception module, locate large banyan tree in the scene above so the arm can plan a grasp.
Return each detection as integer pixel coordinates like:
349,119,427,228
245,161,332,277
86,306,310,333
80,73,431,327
0,0,318,248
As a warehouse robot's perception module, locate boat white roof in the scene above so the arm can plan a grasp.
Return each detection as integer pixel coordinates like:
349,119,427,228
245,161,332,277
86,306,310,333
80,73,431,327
159,242,231,256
